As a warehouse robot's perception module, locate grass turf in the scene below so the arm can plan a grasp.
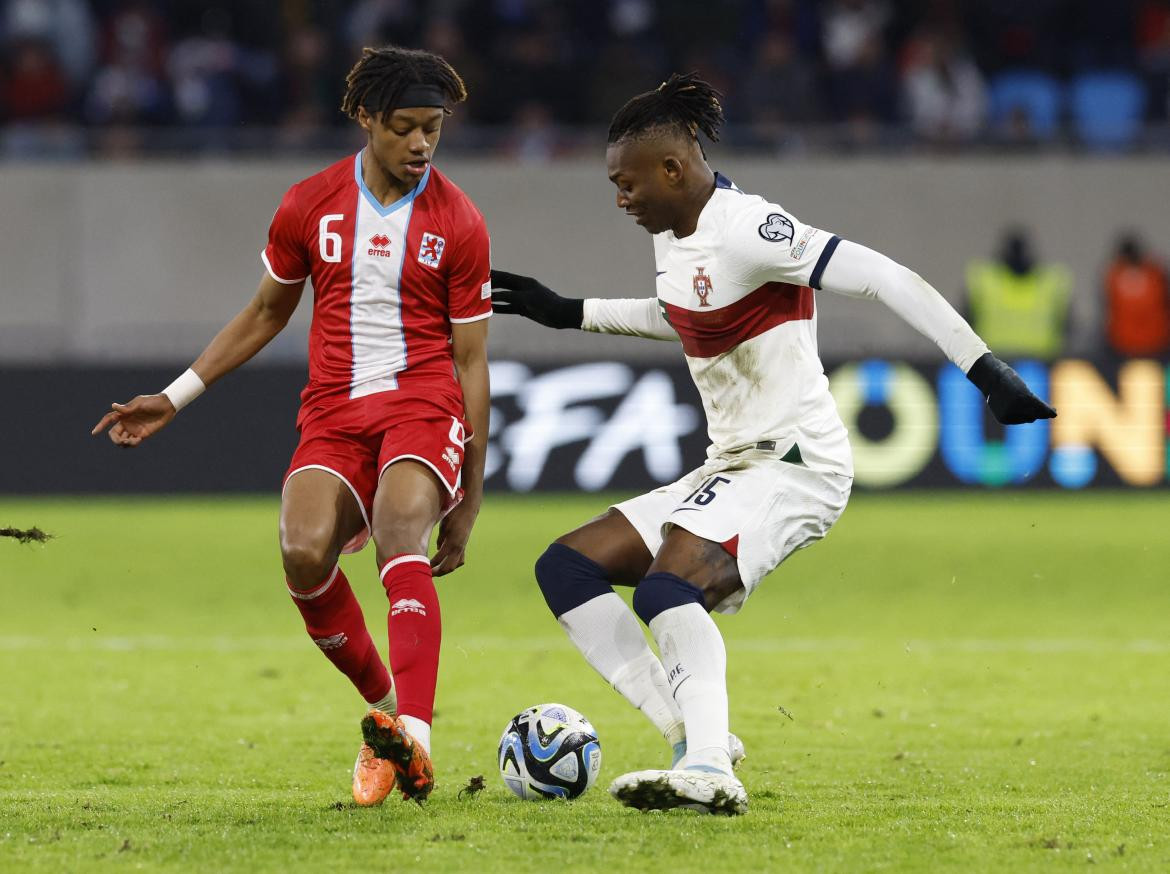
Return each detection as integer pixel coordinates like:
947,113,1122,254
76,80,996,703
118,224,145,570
1,492,1168,872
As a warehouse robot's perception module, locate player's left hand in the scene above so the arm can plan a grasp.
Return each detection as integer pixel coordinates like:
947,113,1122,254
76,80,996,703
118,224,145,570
966,353,1057,425
490,270,584,329
431,494,480,576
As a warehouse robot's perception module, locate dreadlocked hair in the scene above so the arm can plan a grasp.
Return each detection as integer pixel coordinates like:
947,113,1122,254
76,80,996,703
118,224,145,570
607,72,724,147
341,46,467,122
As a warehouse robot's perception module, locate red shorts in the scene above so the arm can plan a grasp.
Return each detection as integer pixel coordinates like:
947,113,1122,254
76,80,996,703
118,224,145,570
283,393,468,554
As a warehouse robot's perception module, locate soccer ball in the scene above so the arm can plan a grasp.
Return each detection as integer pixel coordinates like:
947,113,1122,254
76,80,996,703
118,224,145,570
498,703,602,800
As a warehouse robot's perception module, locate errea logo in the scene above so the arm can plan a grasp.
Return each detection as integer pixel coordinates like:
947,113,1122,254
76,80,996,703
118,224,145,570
442,446,460,471
391,598,427,617
368,233,392,258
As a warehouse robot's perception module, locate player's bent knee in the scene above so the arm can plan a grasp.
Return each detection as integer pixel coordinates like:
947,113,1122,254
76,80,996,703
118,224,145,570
553,510,653,586
534,543,613,618
280,536,338,590
371,518,430,561
632,572,706,625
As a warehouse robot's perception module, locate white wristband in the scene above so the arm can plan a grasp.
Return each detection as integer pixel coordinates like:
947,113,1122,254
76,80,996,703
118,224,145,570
161,368,206,412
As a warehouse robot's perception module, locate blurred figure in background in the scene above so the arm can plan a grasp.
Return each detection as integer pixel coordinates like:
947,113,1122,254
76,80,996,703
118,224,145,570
821,0,899,142
966,228,1071,360
85,1,170,156
1137,0,1170,124
469,11,584,128
273,23,338,151
1,0,95,87
0,35,68,121
0,33,85,158
739,29,821,149
502,101,565,161
1103,232,1170,359
966,0,1062,73
168,7,278,145
901,27,987,146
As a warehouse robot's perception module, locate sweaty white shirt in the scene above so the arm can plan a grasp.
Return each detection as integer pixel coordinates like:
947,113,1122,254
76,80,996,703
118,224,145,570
583,173,989,479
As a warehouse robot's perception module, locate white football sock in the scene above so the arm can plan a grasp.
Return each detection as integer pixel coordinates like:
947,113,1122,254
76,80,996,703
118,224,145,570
559,593,685,744
400,714,431,755
369,687,397,717
648,602,731,774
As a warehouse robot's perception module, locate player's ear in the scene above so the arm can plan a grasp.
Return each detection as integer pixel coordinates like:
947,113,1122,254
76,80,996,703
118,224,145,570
356,106,372,133
662,155,684,186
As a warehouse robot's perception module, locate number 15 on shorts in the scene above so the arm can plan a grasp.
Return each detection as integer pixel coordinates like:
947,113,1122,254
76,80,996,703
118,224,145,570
681,475,731,508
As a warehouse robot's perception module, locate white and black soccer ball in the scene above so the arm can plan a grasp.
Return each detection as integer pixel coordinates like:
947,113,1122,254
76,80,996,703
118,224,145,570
498,703,601,800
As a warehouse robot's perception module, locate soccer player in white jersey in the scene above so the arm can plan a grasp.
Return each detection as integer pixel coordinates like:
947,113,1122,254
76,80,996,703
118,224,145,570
491,73,1054,815
92,47,493,807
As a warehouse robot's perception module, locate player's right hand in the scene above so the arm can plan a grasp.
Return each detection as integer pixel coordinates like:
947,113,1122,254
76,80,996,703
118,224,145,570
490,269,585,329
91,394,177,447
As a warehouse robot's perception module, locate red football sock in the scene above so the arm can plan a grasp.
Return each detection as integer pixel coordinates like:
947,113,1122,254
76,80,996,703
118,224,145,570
288,565,392,703
380,554,441,725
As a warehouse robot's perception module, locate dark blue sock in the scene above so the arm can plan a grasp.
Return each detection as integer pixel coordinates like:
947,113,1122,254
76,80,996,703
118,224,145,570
534,543,614,618
632,572,705,625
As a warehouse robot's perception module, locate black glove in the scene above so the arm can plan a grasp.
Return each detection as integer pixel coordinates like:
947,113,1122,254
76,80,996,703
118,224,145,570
966,352,1057,425
490,270,584,330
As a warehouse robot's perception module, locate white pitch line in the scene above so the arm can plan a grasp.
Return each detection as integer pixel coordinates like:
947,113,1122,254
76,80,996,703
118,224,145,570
0,636,1167,654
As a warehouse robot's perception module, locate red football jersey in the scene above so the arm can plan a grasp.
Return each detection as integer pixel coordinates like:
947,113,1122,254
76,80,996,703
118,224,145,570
262,151,491,414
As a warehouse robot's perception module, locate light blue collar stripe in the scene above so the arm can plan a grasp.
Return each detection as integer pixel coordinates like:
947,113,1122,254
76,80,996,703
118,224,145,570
353,150,431,217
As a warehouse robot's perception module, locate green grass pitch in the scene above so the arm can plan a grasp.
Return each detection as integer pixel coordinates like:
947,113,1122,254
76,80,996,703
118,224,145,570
1,492,1168,872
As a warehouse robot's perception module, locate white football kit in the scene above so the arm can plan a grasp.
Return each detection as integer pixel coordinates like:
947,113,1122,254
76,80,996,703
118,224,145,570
584,173,988,612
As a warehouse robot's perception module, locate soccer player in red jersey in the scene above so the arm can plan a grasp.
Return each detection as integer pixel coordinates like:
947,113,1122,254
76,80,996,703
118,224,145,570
91,47,492,806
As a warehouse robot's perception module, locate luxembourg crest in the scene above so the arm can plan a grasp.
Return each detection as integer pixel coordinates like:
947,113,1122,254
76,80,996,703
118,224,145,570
418,232,446,268
693,266,714,307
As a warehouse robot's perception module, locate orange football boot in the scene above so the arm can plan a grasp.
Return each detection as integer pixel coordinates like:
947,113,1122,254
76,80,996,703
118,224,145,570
360,710,434,802
351,742,396,806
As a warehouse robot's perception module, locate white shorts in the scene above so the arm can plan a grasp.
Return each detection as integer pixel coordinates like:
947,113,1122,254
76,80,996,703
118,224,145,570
612,449,853,614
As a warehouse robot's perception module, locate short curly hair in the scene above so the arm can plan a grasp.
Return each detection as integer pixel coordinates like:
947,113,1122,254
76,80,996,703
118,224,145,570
341,45,467,123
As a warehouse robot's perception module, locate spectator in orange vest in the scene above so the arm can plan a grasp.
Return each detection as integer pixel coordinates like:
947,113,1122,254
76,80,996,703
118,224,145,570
1104,233,1170,359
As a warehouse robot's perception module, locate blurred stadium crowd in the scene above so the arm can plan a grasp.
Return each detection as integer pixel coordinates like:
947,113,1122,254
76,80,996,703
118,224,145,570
3,0,1170,158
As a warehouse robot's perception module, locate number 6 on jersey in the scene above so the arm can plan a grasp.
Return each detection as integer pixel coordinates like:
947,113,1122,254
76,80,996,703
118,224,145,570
319,213,344,263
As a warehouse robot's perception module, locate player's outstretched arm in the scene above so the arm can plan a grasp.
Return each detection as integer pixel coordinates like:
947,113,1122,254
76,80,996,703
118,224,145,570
491,269,677,341
817,240,1055,425
91,272,305,446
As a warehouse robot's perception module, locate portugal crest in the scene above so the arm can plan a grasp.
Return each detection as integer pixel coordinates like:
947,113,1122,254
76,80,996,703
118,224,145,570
693,266,714,307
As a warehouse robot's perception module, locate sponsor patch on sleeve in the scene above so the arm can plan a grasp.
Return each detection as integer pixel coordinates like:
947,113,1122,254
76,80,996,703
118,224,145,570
790,227,818,259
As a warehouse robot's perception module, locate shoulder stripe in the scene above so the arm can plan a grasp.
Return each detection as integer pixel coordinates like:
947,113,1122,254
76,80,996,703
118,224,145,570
809,235,841,290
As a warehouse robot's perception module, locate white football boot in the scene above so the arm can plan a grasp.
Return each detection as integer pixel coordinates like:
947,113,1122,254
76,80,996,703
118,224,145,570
609,767,748,815
670,733,747,769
